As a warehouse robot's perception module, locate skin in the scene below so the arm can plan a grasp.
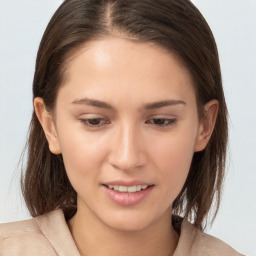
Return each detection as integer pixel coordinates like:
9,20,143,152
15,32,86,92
35,38,218,256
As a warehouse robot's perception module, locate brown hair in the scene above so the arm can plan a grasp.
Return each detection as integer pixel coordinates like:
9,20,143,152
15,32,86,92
21,0,228,230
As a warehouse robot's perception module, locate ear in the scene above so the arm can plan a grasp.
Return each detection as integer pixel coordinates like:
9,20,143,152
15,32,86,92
194,99,219,152
34,97,61,155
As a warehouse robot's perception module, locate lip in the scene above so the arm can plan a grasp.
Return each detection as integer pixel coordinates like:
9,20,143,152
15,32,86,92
103,180,153,186
102,182,154,206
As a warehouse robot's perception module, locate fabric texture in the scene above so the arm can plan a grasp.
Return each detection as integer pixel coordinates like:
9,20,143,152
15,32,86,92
0,208,243,256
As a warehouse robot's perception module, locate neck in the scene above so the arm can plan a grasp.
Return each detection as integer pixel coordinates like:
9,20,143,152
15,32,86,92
68,204,179,256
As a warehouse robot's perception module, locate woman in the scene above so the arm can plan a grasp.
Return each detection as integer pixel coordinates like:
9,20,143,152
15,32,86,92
0,0,243,255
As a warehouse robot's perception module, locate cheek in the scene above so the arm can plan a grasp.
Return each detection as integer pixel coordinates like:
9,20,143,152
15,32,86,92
150,126,198,197
56,122,107,185
152,129,196,170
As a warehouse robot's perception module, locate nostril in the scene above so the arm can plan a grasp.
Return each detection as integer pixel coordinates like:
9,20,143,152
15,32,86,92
110,163,142,172
108,131,147,171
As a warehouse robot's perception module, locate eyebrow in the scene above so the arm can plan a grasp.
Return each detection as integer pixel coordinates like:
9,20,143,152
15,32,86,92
72,98,113,109
143,99,186,110
71,97,186,110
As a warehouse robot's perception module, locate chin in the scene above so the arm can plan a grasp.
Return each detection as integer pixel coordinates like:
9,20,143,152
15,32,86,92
99,210,159,232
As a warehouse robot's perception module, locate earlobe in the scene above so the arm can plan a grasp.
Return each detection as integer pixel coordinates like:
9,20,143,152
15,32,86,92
194,100,219,152
34,97,61,155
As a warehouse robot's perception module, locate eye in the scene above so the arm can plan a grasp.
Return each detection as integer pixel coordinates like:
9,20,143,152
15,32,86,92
146,118,176,127
80,118,110,127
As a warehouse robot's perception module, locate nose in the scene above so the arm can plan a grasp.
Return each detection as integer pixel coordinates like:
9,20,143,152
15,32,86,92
108,124,147,172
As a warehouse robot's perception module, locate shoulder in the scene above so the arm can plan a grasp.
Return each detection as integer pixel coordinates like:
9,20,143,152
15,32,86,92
0,208,80,256
175,218,244,256
0,212,58,255
195,228,243,256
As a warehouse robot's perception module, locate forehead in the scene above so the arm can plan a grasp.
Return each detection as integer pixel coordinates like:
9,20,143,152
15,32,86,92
58,37,196,106
66,37,190,77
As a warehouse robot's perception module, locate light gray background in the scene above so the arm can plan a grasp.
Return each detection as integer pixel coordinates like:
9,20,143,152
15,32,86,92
0,1,255,255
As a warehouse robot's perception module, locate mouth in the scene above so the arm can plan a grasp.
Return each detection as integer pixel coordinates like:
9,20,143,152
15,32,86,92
104,184,153,193
103,183,154,206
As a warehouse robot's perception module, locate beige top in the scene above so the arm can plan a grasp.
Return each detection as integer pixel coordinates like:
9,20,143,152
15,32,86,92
0,209,243,256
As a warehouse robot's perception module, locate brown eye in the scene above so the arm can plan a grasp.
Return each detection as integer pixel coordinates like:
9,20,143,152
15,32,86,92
80,118,109,127
88,118,104,125
146,118,176,126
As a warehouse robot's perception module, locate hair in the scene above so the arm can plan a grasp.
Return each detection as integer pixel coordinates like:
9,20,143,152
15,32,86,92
21,0,228,230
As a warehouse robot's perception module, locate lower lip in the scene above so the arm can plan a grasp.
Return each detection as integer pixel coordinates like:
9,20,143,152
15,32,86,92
103,185,154,206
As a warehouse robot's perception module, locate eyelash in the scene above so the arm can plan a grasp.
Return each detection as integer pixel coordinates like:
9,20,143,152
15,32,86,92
80,118,110,127
79,118,177,128
145,118,177,127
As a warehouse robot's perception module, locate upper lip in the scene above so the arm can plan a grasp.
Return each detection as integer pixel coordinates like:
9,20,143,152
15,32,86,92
103,180,154,186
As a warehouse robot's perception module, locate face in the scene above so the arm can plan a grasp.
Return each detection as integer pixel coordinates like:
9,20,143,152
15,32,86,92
36,38,215,232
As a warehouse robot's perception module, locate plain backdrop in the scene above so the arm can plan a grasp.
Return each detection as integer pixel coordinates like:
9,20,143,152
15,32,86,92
0,1,255,255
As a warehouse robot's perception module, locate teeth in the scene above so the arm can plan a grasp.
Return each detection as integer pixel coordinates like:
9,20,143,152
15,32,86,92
128,186,137,193
119,186,128,192
136,185,142,191
107,184,150,193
